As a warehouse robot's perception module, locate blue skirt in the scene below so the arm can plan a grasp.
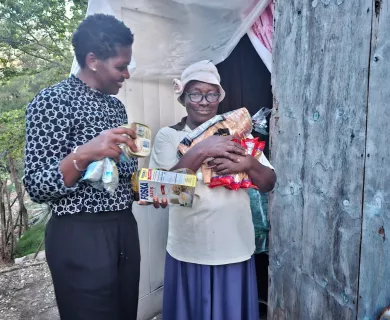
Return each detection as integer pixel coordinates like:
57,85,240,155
163,252,259,320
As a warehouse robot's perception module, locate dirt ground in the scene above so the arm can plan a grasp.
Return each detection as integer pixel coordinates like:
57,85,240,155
0,258,162,320
0,260,59,320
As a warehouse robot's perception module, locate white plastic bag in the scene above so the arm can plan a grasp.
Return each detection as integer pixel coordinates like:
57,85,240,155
71,0,270,78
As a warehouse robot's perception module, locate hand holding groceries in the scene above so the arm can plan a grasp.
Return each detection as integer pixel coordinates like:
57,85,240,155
76,127,138,164
119,123,152,158
133,168,196,209
177,107,268,191
207,137,266,190
82,123,152,194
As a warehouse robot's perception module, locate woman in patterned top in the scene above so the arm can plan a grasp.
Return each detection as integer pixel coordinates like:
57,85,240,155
24,14,142,320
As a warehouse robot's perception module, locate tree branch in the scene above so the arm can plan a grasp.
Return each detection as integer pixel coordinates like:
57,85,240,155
46,34,71,63
8,19,61,55
10,187,24,208
12,46,66,68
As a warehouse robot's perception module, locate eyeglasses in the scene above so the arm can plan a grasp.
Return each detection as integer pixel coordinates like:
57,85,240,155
185,92,221,103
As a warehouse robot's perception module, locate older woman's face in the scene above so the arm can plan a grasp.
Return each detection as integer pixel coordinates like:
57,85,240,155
183,81,220,128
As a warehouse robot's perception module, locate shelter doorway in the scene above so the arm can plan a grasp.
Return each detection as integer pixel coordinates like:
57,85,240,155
217,34,272,318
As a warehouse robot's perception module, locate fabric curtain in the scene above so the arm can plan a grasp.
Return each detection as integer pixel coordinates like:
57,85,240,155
247,0,274,72
216,34,272,157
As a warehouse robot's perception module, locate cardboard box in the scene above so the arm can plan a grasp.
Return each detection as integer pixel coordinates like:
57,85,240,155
137,168,197,207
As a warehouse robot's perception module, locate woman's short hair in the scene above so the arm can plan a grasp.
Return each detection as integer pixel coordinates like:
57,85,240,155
72,14,134,68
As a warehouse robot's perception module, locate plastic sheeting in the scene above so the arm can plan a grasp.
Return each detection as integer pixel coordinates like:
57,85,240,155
71,0,270,78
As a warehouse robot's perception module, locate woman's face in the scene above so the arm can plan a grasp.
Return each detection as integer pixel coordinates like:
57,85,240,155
94,45,132,95
183,81,220,129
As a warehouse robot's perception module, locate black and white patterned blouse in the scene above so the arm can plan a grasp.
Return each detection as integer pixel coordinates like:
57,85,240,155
24,75,138,216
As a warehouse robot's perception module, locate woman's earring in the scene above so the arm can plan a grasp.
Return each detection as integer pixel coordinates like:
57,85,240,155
92,68,97,72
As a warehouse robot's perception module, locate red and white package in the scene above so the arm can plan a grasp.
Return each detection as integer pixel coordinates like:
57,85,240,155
209,137,266,190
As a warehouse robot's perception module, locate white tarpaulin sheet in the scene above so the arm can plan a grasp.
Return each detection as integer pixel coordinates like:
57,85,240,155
71,0,271,78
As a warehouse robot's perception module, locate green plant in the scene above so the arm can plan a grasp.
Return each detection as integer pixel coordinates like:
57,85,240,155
14,223,45,257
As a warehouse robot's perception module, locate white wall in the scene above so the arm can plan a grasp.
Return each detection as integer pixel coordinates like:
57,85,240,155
123,80,185,320
117,5,186,319
120,78,186,168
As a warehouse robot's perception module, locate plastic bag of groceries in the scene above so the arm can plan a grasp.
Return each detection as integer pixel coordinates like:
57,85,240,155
252,107,271,135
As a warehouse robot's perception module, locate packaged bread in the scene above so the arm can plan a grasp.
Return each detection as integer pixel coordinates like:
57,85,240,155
177,108,252,158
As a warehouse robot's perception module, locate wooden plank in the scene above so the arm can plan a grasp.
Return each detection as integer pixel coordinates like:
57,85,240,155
148,206,169,292
158,79,176,128
174,93,187,124
268,1,372,319
357,2,390,318
142,79,161,137
141,79,160,168
133,204,151,298
125,78,145,124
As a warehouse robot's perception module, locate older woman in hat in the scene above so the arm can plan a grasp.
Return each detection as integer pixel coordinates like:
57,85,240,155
149,60,276,320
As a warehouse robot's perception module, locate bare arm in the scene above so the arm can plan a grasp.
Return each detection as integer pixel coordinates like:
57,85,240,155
245,156,276,192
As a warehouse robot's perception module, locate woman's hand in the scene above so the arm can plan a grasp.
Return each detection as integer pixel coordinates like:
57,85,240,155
200,135,246,163
210,155,251,175
60,127,139,187
138,197,168,209
169,135,246,175
76,127,138,166
211,155,277,193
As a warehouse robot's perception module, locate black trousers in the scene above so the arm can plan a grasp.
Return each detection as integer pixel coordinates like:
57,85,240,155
45,209,141,320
